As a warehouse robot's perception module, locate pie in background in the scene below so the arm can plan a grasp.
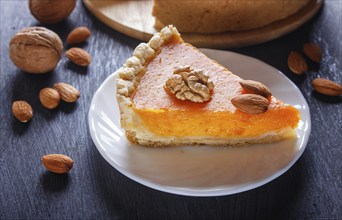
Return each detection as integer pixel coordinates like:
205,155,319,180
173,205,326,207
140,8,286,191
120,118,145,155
153,0,311,33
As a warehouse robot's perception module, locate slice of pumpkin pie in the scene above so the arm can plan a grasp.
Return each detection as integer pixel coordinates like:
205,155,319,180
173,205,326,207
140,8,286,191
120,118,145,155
116,26,300,147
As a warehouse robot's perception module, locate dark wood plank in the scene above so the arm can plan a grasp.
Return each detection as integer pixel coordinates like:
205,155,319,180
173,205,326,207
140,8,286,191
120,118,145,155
0,0,341,219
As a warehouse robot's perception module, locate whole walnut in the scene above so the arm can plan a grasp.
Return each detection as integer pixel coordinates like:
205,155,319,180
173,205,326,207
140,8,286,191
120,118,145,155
29,0,76,24
9,27,63,74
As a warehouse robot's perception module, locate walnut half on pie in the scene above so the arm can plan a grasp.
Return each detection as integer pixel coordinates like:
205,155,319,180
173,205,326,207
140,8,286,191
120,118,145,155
116,26,300,147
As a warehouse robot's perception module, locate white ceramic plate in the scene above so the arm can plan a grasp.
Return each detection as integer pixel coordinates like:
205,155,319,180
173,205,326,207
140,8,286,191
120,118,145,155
88,49,311,197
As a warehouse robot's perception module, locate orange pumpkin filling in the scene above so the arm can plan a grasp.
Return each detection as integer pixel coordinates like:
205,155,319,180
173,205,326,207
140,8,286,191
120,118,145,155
132,41,300,138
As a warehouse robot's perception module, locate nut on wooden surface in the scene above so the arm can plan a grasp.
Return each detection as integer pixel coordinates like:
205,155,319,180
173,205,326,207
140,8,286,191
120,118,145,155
231,94,269,114
288,51,308,75
303,42,322,63
312,78,342,96
53,82,80,103
67,27,91,44
29,0,76,24
66,48,92,66
39,88,61,109
41,154,74,174
9,27,63,74
12,101,33,123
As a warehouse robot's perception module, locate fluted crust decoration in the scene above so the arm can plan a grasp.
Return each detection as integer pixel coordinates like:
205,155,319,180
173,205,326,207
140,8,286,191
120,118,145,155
115,25,181,145
9,27,63,74
153,0,311,33
116,25,180,98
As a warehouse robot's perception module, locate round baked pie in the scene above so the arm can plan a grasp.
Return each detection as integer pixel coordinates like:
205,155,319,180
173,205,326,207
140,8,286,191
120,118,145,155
153,0,311,33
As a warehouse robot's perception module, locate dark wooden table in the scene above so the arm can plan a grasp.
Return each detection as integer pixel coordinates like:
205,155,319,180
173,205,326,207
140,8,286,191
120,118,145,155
1,1,341,219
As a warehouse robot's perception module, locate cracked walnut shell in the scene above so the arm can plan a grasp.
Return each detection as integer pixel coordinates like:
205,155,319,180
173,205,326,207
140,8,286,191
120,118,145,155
165,66,214,103
9,27,63,74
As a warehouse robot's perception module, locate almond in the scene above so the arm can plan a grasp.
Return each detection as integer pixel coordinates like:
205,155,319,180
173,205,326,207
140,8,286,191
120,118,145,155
288,51,308,75
39,88,60,109
53,82,80,103
65,48,91,66
231,94,269,114
239,80,272,98
12,100,33,122
41,154,74,174
67,27,91,44
29,0,76,24
312,78,342,96
303,43,322,63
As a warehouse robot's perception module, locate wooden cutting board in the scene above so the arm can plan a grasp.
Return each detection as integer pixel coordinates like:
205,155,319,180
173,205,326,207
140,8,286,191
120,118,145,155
83,0,323,48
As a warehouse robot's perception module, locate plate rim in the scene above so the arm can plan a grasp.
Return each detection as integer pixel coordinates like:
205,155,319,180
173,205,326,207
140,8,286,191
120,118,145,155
88,50,311,197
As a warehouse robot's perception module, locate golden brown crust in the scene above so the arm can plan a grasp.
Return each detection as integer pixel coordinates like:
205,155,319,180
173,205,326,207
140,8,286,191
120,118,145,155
125,131,138,145
153,0,311,33
125,127,296,148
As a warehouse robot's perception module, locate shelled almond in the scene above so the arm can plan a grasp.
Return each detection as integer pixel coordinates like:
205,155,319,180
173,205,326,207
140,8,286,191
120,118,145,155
41,154,74,174
239,80,272,98
12,100,33,122
288,51,308,75
53,82,80,103
312,78,342,96
303,43,322,63
67,27,91,44
39,88,60,109
66,48,91,66
232,94,269,114
29,0,76,24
